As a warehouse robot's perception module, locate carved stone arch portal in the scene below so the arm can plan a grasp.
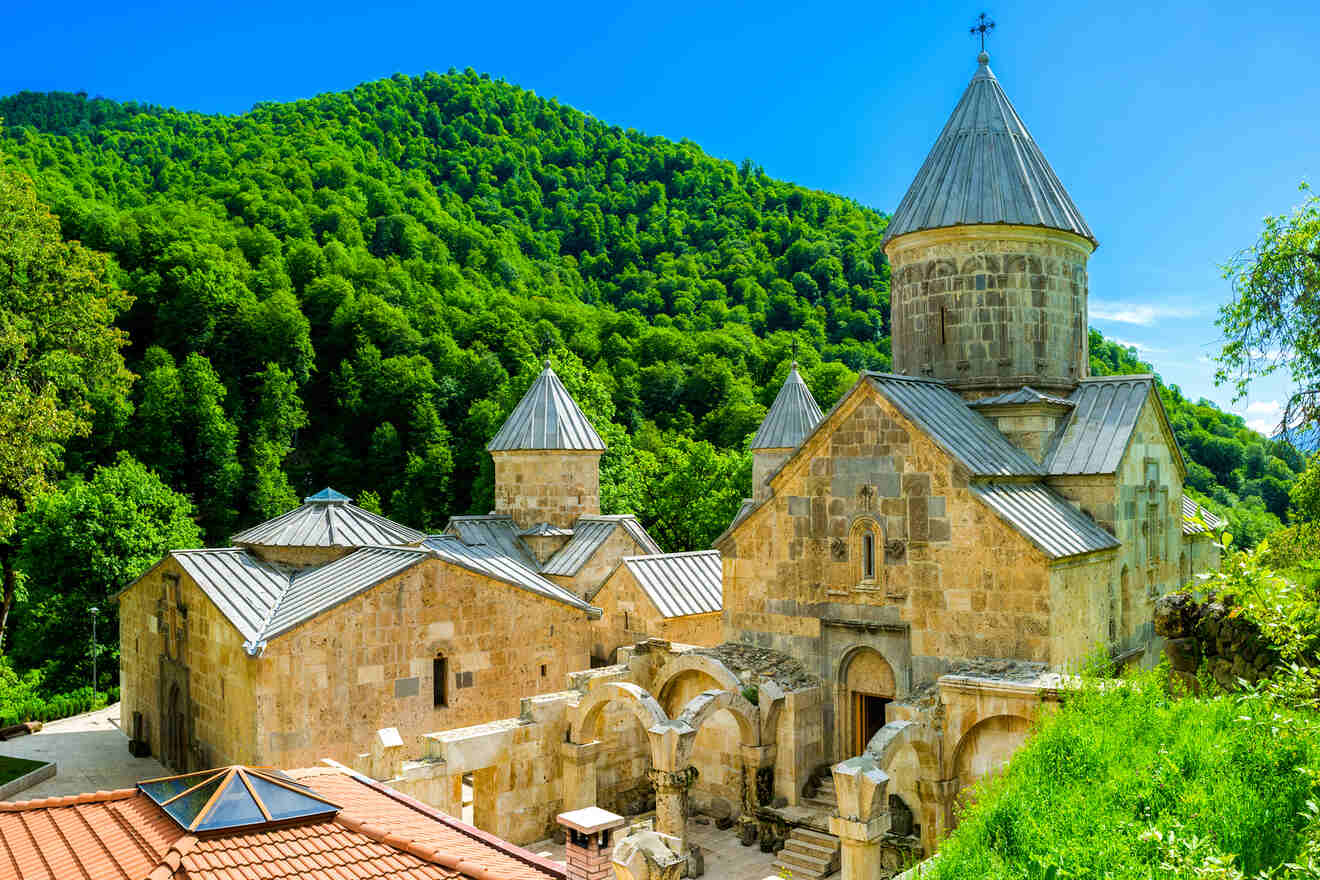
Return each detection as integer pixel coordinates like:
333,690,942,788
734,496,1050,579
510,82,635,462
838,645,898,758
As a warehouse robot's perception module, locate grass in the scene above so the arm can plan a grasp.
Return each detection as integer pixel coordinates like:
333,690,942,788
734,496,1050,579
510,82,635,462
0,754,47,788
925,670,1320,880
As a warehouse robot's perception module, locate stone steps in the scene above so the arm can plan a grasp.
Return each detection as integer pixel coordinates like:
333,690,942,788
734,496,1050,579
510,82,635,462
773,827,840,879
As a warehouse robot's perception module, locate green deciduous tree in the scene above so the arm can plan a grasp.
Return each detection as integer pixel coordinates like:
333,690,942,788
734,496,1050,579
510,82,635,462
1218,182,1320,440
11,454,200,691
0,163,130,651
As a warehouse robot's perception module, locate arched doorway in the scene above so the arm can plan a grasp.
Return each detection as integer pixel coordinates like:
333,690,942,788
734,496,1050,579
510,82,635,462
840,648,896,757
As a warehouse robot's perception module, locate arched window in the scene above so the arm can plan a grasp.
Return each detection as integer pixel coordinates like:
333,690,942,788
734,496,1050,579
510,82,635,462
851,516,883,586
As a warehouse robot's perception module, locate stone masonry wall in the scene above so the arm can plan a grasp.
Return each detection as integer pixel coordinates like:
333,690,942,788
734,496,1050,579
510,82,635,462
1047,392,1197,662
886,226,1093,395
720,383,1062,690
118,559,259,768
492,450,602,529
1154,592,1280,691
590,565,720,663
252,558,594,768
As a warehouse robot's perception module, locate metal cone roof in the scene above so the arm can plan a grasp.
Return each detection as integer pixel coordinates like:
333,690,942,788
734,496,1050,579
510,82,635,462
750,363,824,450
882,52,1095,246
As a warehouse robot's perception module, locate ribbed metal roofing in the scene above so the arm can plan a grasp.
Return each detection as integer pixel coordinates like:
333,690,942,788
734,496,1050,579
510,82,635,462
541,516,663,577
487,363,606,452
971,482,1120,559
444,515,538,567
170,549,287,644
231,491,426,548
751,363,825,450
623,550,723,618
968,387,1075,408
261,547,429,641
866,373,1043,476
1182,495,1223,535
882,52,1095,247
1046,376,1154,475
303,487,352,503
520,522,575,537
423,535,596,612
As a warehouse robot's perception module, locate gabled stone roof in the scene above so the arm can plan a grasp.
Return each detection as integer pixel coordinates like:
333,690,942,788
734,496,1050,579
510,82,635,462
882,51,1095,247
751,362,824,450
487,362,605,452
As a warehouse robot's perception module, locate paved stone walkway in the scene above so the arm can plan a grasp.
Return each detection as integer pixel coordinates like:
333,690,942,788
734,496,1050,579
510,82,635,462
530,820,780,880
0,703,169,800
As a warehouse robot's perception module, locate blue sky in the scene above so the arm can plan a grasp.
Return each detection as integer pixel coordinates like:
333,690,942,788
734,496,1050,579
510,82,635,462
4,0,1317,433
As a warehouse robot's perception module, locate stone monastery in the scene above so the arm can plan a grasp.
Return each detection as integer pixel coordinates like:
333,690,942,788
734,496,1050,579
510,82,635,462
117,50,1224,877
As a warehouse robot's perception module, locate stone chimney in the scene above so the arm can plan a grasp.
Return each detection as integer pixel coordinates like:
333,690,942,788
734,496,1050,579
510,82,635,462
558,807,627,880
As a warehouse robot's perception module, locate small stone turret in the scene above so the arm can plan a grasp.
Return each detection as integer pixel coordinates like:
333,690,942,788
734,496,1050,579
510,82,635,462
883,51,1097,398
750,362,824,502
487,362,606,530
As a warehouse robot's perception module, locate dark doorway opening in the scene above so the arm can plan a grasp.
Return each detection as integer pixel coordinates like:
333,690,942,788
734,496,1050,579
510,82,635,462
853,693,891,755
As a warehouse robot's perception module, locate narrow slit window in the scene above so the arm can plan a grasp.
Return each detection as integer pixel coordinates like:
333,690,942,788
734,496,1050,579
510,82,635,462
863,533,875,580
940,305,947,345
433,656,448,707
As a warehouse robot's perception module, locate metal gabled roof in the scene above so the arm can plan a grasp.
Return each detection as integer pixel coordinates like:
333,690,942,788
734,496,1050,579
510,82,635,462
623,551,723,618
444,515,538,567
1046,376,1166,476
971,482,1120,559
540,515,662,577
866,373,1043,476
231,491,426,549
170,549,288,644
487,363,606,452
1182,495,1223,535
519,522,574,537
423,535,597,613
883,51,1094,247
968,387,1075,408
751,363,825,451
260,547,429,642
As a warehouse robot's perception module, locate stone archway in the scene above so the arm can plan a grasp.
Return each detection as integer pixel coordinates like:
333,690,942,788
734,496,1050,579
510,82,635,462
658,668,746,820
838,647,897,758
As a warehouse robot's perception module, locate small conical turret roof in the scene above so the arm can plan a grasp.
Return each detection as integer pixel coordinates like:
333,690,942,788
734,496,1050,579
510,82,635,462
751,363,824,450
882,51,1094,247
487,362,606,452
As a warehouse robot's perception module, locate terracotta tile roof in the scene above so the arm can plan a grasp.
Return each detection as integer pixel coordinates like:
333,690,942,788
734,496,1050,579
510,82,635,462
0,767,564,880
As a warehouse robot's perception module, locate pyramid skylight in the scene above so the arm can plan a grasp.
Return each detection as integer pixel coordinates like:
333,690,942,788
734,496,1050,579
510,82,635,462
138,766,340,833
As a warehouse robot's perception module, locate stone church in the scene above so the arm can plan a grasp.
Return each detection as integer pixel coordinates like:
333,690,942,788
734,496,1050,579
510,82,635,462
117,363,723,771
116,48,1224,874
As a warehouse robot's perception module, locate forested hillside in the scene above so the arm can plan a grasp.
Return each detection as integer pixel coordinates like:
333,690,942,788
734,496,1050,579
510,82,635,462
0,74,1308,693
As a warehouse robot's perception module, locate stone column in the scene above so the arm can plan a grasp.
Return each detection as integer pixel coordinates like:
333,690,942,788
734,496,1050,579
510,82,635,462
738,744,775,843
916,777,960,854
558,807,628,880
829,755,891,880
562,740,602,812
647,767,697,855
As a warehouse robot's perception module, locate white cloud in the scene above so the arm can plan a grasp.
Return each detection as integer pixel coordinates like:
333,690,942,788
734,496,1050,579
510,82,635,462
1090,301,1203,326
1245,400,1282,416
1246,418,1277,435
1108,337,1167,354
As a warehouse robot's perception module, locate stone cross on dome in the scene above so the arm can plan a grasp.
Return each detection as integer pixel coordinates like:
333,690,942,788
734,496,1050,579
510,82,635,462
969,11,995,54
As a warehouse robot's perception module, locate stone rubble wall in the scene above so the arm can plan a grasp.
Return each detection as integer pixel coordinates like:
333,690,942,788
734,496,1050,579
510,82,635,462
1154,592,1280,691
